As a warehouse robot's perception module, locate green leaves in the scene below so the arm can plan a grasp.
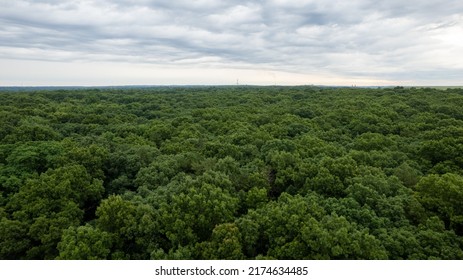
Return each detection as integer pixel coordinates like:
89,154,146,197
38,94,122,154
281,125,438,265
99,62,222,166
157,180,239,246
96,195,137,235
236,193,387,259
300,214,387,259
0,217,30,259
57,225,112,260
197,223,244,260
1,87,463,259
4,165,103,259
416,173,463,233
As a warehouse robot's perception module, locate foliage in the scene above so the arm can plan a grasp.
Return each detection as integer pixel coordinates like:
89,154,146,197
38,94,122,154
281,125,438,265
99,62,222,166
1,86,463,259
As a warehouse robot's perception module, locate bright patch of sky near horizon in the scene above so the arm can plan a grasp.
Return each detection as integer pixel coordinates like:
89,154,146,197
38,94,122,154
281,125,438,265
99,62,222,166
0,0,462,86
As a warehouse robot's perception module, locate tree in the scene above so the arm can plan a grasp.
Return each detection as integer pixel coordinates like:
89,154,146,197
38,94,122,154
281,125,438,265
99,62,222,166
57,225,112,260
415,173,463,234
157,181,239,247
6,164,103,259
197,223,244,259
2,86,463,260
414,217,463,259
0,217,30,259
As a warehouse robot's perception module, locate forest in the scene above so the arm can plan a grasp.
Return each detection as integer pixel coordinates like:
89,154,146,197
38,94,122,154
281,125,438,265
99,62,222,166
1,86,463,260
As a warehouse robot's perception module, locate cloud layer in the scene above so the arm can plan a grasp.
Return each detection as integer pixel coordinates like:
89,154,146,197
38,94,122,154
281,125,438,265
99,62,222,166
1,0,462,85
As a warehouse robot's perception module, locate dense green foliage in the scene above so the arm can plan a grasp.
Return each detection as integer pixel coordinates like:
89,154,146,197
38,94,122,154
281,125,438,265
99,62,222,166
1,86,463,259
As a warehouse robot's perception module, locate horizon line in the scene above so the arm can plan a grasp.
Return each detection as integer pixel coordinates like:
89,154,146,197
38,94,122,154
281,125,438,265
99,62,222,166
1,84,462,89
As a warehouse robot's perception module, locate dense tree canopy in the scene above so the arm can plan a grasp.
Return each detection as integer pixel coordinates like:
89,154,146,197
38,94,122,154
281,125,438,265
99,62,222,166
1,86,463,259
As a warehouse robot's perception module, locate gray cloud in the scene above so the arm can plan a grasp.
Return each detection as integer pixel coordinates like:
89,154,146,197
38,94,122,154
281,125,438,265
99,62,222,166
1,0,463,85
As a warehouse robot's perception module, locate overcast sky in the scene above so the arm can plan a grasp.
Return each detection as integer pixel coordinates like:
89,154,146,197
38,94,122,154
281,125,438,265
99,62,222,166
1,0,462,86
